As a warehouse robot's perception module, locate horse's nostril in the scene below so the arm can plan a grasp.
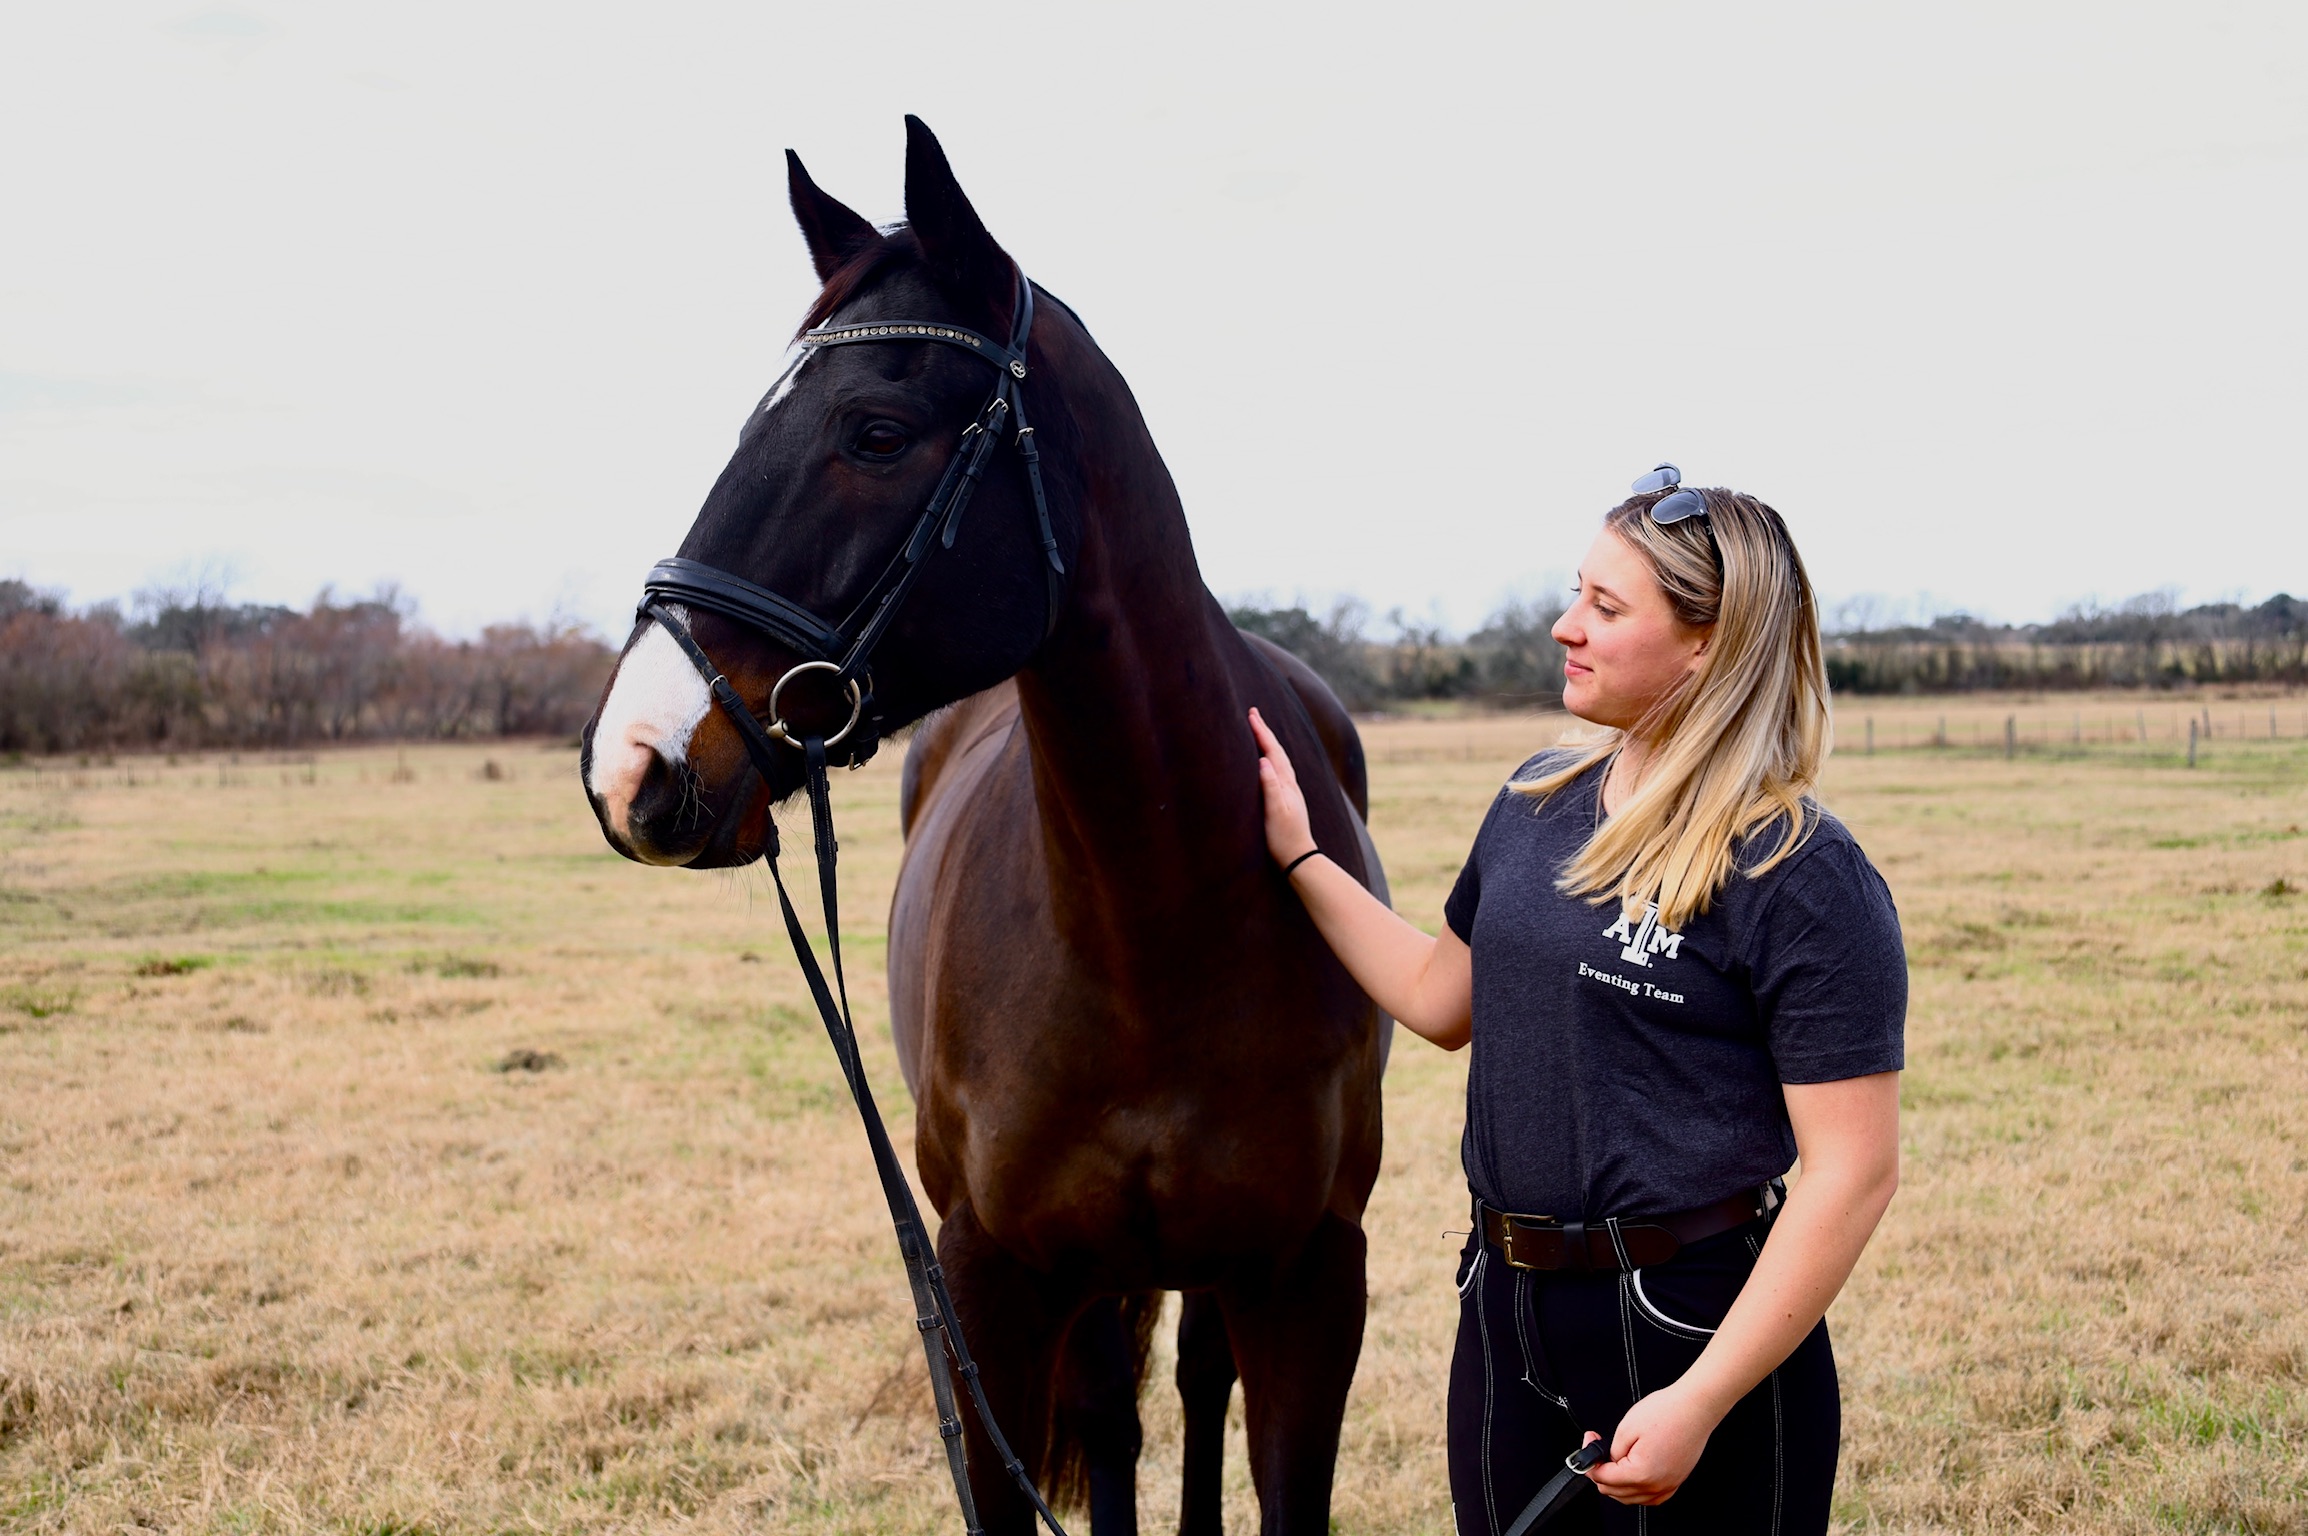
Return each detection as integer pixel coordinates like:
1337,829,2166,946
597,743,714,865
589,734,666,843
636,748,681,820
628,744,716,842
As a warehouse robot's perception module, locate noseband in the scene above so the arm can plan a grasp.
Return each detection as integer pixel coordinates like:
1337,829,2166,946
621,267,1075,1536
637,266,1065,767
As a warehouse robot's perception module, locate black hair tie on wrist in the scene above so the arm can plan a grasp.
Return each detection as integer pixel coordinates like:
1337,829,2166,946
1282,848,1321,878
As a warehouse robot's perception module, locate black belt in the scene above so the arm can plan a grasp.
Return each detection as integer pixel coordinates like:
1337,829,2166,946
1477,1182,1782,1273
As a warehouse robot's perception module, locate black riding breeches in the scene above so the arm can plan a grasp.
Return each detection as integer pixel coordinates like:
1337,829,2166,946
1446,1219,1839,1536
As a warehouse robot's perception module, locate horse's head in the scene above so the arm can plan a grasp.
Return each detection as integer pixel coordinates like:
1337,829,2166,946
583,117,1083,867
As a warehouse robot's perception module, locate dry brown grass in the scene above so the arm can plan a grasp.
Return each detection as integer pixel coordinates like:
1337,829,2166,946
1,695,2303,1533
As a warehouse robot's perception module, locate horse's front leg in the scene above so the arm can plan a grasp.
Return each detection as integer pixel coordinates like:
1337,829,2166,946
939,1201,1075,1536
1056,1293,1155,1536
1175,1288,1238,1536
1217,1212,1368,1536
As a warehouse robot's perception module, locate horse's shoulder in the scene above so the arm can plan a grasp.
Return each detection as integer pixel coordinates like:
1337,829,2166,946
899,681,1022,837
1235,631,1368,820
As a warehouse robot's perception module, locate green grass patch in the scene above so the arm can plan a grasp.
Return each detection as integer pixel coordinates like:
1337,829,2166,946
416,954,502,978
217,898,482,928
3,985,77,1019
134,955,215,976
122,868,327,898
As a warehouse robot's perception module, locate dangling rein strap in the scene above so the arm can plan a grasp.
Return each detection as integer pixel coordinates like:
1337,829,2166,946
644,602,1070,1536
1503,1440,1609,1536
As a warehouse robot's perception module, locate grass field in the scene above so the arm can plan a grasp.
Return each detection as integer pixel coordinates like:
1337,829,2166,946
2,693,2304,1534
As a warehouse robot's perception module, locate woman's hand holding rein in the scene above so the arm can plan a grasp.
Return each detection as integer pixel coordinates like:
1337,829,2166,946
1588,1072,1900,1506
1248,707,1474,1050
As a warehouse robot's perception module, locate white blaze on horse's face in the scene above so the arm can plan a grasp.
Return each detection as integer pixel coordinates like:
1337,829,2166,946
587,612,712,852
745,347,813,436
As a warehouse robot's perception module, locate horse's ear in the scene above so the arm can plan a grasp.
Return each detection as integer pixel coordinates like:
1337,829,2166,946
902,115,1014,325
787,149,881,282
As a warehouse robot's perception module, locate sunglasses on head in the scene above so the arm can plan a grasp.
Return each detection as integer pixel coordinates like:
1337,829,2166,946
1631,463,1720,570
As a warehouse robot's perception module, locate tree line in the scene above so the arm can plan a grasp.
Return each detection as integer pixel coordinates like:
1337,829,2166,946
1227,598,1568,711
4,575,1562,754
1232,588,2306,711
1821,592,2305,694
0,580,615,755
6,577,2299,756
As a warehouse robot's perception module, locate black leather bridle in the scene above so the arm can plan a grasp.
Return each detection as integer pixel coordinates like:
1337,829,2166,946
638,266,1065,767
625,267,1071,1536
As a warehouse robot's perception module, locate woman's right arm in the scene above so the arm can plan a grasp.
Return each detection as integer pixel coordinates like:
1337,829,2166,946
1250,707,1473,1050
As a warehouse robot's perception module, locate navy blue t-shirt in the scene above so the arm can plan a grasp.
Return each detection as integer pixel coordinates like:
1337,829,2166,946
1443,754,1906,1221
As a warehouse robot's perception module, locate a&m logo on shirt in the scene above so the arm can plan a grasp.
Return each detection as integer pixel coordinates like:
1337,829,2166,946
1602,903,1683,967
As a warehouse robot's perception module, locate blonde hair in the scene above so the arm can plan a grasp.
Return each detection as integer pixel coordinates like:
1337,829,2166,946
1514,486,1831,928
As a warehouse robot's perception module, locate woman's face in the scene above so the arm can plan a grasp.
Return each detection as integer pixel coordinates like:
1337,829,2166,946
1552,527,1713,733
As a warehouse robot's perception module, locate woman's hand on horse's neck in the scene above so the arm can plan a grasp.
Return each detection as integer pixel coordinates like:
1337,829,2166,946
1251,707,1472,1050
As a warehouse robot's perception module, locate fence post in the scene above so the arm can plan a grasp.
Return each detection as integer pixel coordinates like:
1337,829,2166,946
2005,715,2017,760
2188,717,2198,768
1865,716,1874,756
1936,715,1947,748
2137,709,2147,743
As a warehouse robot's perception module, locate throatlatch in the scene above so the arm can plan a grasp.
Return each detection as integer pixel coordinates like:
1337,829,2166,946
633,268,1071,1536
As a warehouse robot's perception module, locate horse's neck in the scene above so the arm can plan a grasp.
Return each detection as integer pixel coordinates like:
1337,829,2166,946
1012,383,1260,922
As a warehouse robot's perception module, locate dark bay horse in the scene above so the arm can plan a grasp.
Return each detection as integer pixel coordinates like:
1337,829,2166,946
581,118,1388,1536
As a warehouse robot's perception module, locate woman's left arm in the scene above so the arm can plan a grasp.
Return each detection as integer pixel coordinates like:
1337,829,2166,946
1589,1071,1901,1507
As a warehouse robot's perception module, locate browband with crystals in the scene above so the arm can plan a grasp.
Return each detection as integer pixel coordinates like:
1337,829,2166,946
800,319,1022,377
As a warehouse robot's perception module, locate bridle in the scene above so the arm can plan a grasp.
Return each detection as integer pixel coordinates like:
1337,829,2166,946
637,266,1065,767
622,266,1073,1536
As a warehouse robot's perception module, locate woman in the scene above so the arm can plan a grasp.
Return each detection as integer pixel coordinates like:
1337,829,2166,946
1248,467,1903,1534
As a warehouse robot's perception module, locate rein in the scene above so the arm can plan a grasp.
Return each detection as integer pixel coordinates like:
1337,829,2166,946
634,268,1071,1536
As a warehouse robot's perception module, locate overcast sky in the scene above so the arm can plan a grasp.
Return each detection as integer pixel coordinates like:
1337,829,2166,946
3,3,2302,639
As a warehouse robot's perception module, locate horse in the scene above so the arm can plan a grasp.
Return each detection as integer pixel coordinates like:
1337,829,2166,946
581,117,1389,1536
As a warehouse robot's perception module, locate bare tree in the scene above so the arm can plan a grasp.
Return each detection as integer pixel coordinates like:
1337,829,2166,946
0,582,615,753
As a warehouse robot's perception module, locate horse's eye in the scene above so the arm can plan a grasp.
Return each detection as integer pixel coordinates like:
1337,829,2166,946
854,421,909,459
